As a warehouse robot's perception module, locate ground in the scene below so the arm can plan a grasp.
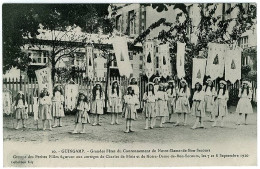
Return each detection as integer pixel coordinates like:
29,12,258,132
3,106,257,144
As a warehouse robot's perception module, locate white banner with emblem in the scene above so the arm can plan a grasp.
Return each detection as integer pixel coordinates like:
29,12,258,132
192,58,207,88
177,42,186,79
35,67,53,95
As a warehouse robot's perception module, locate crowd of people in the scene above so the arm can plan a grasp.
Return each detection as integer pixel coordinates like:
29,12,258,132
11,77,254,133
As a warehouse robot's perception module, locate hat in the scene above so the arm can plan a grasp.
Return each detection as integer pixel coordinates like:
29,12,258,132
153,77,160,83
127,85,133,90
146,82,154,88
95,82,102,86
168,80,175,84
219,80,227,85
195,81,202,85
180,79,187,84
18,91,24,95
129,77,136,83
111,80,119,85
206,78,213,83
242,81,252,88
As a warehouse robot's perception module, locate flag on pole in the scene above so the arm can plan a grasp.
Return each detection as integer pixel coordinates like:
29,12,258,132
86,45,94,80
225,47,242,84
113,36,133,78
192,58,206,88
64,84,79,111
177,42,186,79
35,67,53,94
159,43,171,78
206,43,227,80
143,41,155,78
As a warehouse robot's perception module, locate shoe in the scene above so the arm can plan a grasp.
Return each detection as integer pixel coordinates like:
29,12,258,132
49,128,52,131
212,122,217,127
174,123,180,126
210,119,214,122
144,127,148,130
80,131,86,134
183,123,187,126
97,123,101,126
236,122,241,125
92,123,97,126
129,129,135,132
15,127,19,130
23,125,27,128
43,128,46,131
191,126,197,130
124,130,130,133
115,122,121,125
200,124,205,128
150,126,154,129
52,125,58,128
58,125,63,127
220,123,224,128
159,125,163,128
72,130,78,134
110,122,115,125
245,122,248,125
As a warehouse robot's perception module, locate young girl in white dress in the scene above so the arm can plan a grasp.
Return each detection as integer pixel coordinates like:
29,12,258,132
143,82,156,129
166,80,177,123
203,78,216,122
52,84,65,128
212,80,229,127
236,81,254,125
73,93,90,134
91,83,105,126
123,86,139,133
13,91,28,129
109,80,122,125
129,77,140,118
38,88,52,130
191,82,206,129
155,83,168,128
175,79,190,126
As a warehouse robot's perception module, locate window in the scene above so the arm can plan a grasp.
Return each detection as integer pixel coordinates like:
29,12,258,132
131,64,133,68
156,47,158,53
139,64,143,70
140,55,143,60
156,57,159,68
104,72,107,77
128,10,136,35
114,60,117,67
239,36,249,49
116,15,122,32
129,51,133,60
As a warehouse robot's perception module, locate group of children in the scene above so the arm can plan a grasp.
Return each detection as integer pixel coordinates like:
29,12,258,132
11,77,254,133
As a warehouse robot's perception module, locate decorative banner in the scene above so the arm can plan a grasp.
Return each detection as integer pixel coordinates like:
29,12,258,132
159,43,171,78
225,47,242,84
113,36,133,78
177,42,186,79
86,46,94,80
35,67,53,94
65,84,79,111
143,41,155,78
192,58,206,88
206,43,227,80
3,91,12,115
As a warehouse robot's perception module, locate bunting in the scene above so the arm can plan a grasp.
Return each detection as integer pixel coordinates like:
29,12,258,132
86,46,94,80
192,58,206,88
113,36,133,78
225,47,242,84
206,43,227,80
177,42,186,79
143,41,155,78
159,43,171,78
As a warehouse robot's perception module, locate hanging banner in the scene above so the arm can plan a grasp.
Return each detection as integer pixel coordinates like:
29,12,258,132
3,91,12,115
192,58,206,88
143,41,155,78
225,47,242,84
35,67,53,94
159,43,171,78
64,84,79,111
177,42,186,79
206,43,227,80
86,45,94,80
113,36,133,78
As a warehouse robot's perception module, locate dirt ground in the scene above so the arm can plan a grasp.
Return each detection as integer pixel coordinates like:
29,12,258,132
3,106,257,144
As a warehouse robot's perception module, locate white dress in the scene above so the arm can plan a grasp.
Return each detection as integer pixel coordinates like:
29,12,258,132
212,89,229,117
143,92,156,118
123,95,138,120
175,88,190,114
236,89,253,114
191,91,205,117
156,91,168,117
203,86,216,112
108,89,122,113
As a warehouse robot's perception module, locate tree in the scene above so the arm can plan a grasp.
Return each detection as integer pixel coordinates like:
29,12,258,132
3,4,112,83
132,3,256,83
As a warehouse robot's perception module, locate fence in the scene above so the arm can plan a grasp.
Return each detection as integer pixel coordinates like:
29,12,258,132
3,76,257,115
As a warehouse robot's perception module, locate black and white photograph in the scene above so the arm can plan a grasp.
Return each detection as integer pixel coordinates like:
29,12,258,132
1,1,258,167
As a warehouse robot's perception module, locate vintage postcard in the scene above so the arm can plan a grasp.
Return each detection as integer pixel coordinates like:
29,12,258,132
2,1,257,167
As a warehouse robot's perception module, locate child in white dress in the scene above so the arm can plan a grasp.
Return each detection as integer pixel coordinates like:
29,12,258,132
73,93,90,134
203,78,216,122
175,79,190,126
143,82,156,129
156,84,168,128
191,82,206,129
109,80,122,125
38,88,52,130
13,91,28,129
236,81,254,125
166,80,177,123
212,80,229,127
52,84,65,128
123,86,139,133
91,83,105,126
